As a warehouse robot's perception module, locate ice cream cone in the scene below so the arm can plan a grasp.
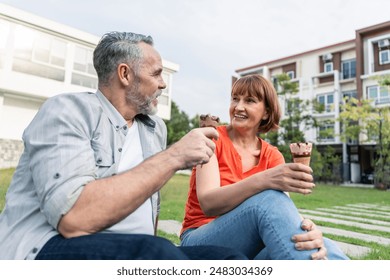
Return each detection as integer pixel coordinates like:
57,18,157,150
289,142,312,166
199,114,220,128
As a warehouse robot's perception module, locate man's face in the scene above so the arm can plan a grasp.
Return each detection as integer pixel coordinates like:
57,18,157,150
125,42,166,115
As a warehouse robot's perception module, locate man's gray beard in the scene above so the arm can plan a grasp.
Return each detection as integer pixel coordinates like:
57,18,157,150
126,82,159,115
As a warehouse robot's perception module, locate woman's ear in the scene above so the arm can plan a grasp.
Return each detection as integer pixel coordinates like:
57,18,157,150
262,109,269,120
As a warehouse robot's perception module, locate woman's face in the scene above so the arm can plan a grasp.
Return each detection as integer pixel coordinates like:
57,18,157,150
229,92,268,132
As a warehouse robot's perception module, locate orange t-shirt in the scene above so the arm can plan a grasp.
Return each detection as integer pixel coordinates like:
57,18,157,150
181,126,285,235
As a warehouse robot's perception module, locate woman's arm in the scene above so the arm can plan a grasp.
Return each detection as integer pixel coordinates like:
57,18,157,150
196,155,315,216
196,154,259,216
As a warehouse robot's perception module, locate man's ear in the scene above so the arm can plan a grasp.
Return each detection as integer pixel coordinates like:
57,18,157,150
117,63,134,86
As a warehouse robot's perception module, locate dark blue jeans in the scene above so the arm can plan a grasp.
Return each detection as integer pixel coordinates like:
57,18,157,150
35,233,247,260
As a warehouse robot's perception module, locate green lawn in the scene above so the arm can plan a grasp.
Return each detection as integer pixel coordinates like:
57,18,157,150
0,168,15,211
160,174,390,260
290,184,390,209
159,174,190,221
160,174,390,221
2,168,390,259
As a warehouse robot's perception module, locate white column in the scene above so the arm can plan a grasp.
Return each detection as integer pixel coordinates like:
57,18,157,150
0,93,5,139
333,70,340,143
263,66,269,79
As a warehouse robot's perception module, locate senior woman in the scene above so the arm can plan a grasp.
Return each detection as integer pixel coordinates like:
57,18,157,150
180,74,348,260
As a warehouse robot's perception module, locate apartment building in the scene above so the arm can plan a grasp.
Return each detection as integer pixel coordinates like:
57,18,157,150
235,21,390,184
0,3,179,169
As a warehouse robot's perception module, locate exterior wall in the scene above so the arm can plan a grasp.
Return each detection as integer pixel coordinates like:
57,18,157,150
0,139,23,169
0,3,179,168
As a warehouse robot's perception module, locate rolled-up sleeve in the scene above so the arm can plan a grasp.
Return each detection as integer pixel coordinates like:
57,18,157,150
23,94,100,229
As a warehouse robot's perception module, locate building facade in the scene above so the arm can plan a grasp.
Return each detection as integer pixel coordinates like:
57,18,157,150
235,21,390,184
0,3,179,169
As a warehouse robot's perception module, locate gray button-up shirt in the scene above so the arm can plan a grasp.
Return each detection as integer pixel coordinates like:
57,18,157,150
0,90,166,259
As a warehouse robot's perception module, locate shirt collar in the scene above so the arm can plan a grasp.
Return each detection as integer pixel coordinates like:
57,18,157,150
95,90,156,134
95,90,127,135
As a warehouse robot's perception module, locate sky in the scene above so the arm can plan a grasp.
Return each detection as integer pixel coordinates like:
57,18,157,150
1,0,390,122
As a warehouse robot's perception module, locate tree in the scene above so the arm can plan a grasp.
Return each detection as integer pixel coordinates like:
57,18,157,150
318,146,342,184
339,97,390,189
265,74,317,162
263,73,345,182
164,101,191,146
190,114,200,129
273,74,317,143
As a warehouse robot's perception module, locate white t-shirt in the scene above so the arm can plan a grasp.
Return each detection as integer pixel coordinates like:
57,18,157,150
104,120,154,235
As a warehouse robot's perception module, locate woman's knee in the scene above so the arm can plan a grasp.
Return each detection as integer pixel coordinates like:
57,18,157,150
240,190,299,222
246,190,289,207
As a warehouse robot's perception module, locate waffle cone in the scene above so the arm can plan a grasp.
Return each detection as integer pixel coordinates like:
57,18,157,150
290,142,312,166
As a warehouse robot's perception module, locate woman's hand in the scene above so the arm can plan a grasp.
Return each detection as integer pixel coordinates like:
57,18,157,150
256,163,315,194
292,218,328,260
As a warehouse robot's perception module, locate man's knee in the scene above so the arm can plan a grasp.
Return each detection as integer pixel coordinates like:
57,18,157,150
119,234,188,259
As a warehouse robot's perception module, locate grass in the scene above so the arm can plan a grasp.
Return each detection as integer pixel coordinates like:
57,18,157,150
289,184,390,209
2,168,390,259
160,174,390,260
288,184,390,259
159,174,189,221
0,168,15,211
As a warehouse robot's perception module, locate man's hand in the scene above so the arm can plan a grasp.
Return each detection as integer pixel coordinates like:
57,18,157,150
168,127,219,169
292,218,328,260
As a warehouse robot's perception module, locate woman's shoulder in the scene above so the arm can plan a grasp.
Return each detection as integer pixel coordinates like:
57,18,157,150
259,138,276,150
216,125,229,141
216,125,227,133
259,139,284,159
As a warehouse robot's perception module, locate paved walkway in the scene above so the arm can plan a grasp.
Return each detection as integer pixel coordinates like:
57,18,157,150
158,203,390,259
298,203,390,258
158,220,182,236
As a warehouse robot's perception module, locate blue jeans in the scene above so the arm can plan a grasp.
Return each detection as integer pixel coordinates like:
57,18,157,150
35,233,247,260
181,190,348,260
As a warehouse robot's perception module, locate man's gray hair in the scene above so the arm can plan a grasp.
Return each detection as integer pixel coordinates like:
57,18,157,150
93,31,154,86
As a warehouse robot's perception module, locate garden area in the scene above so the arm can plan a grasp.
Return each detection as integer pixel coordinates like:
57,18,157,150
2,168,390,259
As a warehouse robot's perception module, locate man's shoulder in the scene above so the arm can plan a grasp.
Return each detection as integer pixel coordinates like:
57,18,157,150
30,92,101,127
42,92,100,113
47,91,97,104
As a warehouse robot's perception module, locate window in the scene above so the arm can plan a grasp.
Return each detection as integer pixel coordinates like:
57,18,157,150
271,76,278,90
73,46,95,75
343,90,357,99
367,85,390,105
324,62,333,73
379,50,390,65
317,93,334,112
286,71,295,80
318,121,335,142
341,59,356,79
285,97,299,115
12,25,66,81
0,19,10,68
71,45,97,88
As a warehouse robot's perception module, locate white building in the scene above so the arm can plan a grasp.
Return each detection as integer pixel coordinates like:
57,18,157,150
0,3,179,168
